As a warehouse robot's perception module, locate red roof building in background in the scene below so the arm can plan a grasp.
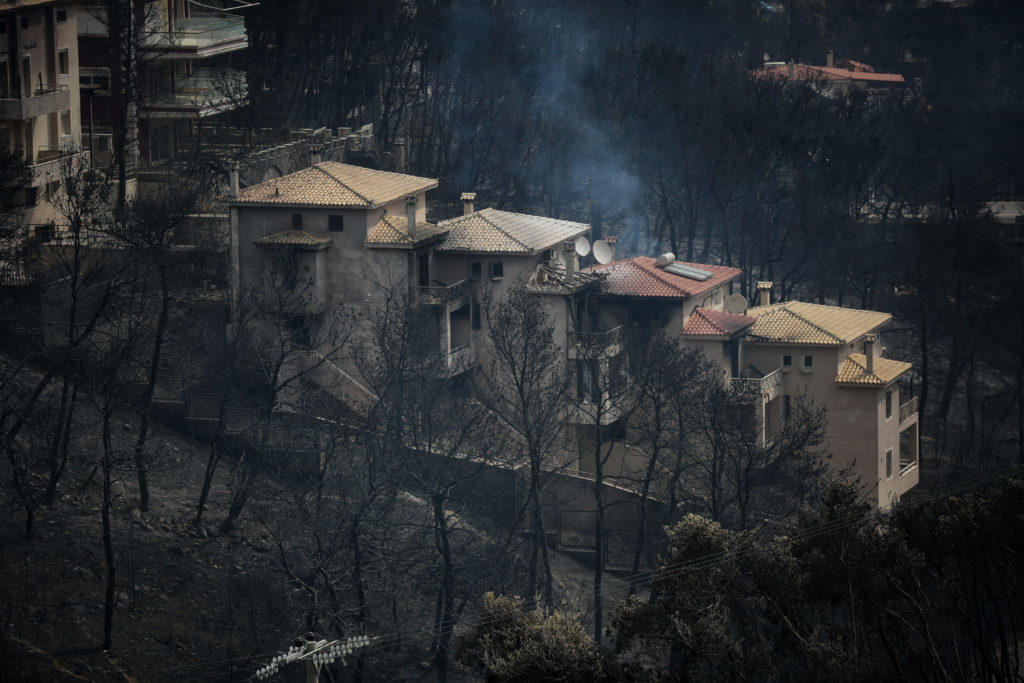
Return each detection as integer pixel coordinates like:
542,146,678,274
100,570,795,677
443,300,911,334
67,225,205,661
750,52,906,92
584,256,741,299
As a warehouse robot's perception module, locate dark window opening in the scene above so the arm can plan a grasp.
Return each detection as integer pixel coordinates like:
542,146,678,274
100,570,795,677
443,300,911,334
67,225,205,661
803,354,813,369
291,214,303,229
328,214,344,232
418,252,430,287
470,261,482,280
885,389,893,419
489,261,503,279
471,303,481,330
885,448,893,479
782,354,792,368
784,395,791,421
56,9,67,22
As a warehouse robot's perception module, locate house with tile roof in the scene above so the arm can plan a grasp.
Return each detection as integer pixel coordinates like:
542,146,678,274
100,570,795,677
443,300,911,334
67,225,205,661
678,281,919,508
229,168,598,399
750,52,907,99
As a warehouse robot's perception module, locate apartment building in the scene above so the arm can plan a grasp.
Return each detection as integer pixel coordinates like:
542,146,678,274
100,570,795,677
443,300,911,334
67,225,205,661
77,0,249,172
679,282,919,508
228,163,592,403
1,0,84,226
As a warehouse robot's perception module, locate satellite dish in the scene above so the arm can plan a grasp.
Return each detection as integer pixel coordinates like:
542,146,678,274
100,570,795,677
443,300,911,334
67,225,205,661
593,240,613,265
656,252,676,267
724,293,748,315
574,235,591,257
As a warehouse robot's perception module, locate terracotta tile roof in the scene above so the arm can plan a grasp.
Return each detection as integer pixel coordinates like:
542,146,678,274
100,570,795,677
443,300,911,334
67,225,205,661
836,353,911,386
682,307,757,338
752,63,905,85
364,216,448,248
584,257,741,299
437,208,588,254
232,162,437,208
254,230,331,250
745,301,891,346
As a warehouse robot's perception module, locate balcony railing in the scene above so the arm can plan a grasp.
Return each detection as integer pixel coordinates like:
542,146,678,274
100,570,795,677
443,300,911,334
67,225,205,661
413,279,470,306
143,69,246,116
143,13,247,53
732,367,783,395
899,396,918,423
569,325,624,357
446,344,474,376
0,84,70,120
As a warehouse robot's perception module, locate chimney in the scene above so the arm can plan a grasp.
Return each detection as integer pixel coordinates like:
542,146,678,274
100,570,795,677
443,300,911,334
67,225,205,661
461,192,476,216
228,164,239,199
604,235,617,259
864,334,877,375
406,195,418,241
562,240,576,283
310,147,322,166
756,281,772,307
826,50,834,68
787,60,795,79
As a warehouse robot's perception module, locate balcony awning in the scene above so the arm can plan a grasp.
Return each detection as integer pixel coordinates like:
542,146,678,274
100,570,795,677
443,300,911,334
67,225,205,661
254,230,331,251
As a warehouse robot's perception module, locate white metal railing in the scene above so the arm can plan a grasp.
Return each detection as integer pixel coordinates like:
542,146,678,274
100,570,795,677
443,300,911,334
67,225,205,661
733,367,783,394
413,279,470,306
144,13,246,50
446,344,474,376
145,68,246,111
899,396,918,423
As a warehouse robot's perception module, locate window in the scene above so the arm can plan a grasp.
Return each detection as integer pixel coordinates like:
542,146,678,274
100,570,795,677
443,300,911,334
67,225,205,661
58,49,69,76
782,354,792,370
21,17,29,30
328,215,343,232
79,68,111,96
56,9,67,22
291,214,303,230
714,287,722,307
471,303,481,330
885,389,893,420
470,262,482,280
60,109,71,136
0,21,6,34
885,448,893,479
489,261,504,279
803,354,813,371
784,395,791,421
0,60,9,98
418,252,430,287
44,179,61,202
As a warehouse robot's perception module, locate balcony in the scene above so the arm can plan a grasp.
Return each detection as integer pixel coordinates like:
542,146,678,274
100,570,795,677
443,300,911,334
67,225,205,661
0,84,70,121
446,344,474,377
141,69,247,119
413,279,470,308
142,13,248,58
731,367,783,396
899,396,918,424
29,147,91,185
568,325,624,359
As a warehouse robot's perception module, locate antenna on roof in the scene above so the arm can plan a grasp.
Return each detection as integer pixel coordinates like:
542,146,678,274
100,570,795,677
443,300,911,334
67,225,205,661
574,235,591,257
724,293,748,315
593,240,613,265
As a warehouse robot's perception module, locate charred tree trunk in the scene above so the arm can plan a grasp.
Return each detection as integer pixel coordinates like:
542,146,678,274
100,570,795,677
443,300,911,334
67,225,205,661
133,265,170,511
101,397,115,650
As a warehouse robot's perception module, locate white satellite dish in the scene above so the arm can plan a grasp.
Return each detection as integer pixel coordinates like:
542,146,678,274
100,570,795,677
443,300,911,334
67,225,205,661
593,240,613,265
724,293,748,315
574,235,591,257
656,252,676,267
